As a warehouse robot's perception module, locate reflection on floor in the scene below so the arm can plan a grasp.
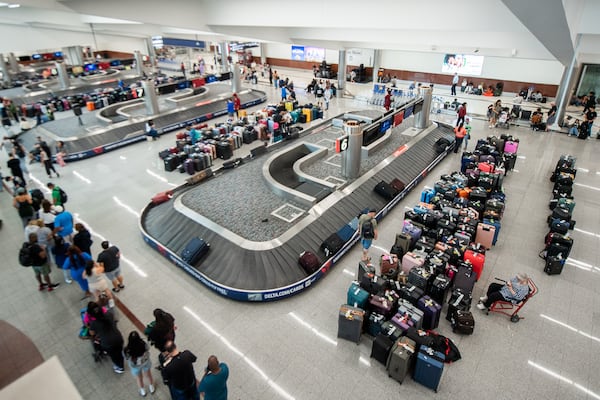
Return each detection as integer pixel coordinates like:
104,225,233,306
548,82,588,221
1,66,600,400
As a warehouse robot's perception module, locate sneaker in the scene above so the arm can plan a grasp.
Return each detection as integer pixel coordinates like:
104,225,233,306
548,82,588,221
148,384,155,394
112,287,120,293
47,283,60,292
65,279,73,284
118,284,125,289
113,366,125,374
56,172,60,178
38,283,48,291
139,388,147,397
479,296,488,302
476,303,486,310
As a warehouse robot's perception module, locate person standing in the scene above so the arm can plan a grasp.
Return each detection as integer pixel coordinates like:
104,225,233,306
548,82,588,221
232,93,241,119
83,259,113,304
453,122,467,153
160,341,199,400
25,232,60,292
13,187,34,227
47,182,66,208
456,102,467,126
124,331,155,397
268,67,273,85
87,301,125,374
63,245,92,298
384,89,392,111
324,84,332,111
358,209,378,262
198,355,229,400
53,205,74,242
585,104,597,137
273,70,279,89
463,117,472,150
73,223,93,255
40,148,59,179
12,140,29,175
7,153,26,186
97,240,125,293
180,62,186,79
280,84,287,102
451,73,459,96
147,308,176,352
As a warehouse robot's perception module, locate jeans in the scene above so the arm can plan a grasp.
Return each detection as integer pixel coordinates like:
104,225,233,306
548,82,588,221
169,382,199,400
454,137,464,153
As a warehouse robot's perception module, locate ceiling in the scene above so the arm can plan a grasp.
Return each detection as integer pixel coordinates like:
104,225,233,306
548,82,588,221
1,0,599,65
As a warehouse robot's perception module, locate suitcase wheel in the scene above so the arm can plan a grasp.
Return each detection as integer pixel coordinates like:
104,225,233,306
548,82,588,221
510,314,520,323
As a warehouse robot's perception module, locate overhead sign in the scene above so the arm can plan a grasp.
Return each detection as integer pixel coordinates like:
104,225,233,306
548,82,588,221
229,42,260,52
152,36,206,49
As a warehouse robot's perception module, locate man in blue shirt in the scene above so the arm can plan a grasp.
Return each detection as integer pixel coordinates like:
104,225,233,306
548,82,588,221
53,205,74,242
477,273,530,310
198,355,229,400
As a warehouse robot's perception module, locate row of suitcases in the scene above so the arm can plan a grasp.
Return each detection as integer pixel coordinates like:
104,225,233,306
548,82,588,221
543,155,577,275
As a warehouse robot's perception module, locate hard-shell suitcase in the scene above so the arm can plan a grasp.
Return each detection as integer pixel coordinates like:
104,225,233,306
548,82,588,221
347,282,370,309
408,267,432,291
184,159,195,175
366,312,386,336
390,313,414,333
164,156,179,172
463,250,485,281
368,295,394,318
402,252,425,274
475,223,495,250
386,336,416,384
151,190,173,205
402,220,422,247
374,180,398,200
299,251,320,274
380,254,398,276
450,309,475,334
338,305,364,344
394,233,412,255
413,346,445,392
357,261,376,281
380,321,403,341
320,233,344,258
181,237,210,265
371,333,395,365
452,266,477,294
482,218,501,245
420,188,435,203
428,275,451,305
417,295,442,330
216,142,233,160
360,273,384,295
503,153,517,172
544,255,565,275
397,299,424,329
398,284,424,307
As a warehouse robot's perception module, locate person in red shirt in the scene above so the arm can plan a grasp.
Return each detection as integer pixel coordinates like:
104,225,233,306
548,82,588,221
453,122,467,153
232,93,241,119
456,102,467,126
384,89,392,111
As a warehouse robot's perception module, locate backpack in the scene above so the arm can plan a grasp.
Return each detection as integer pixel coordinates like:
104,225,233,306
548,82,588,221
19,242,34,267
58,187,68,204
362,219,375,239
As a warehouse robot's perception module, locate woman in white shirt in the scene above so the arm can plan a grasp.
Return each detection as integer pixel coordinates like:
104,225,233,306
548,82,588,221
39,199,56,230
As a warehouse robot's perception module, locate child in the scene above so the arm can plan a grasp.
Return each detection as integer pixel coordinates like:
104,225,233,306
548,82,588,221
463,118,472,150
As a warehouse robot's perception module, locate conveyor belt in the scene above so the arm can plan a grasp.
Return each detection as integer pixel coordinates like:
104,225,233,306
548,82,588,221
140,122,454,300
58,89,266,158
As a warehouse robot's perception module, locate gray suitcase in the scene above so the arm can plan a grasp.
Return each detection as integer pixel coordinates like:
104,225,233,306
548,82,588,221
338,305,364,344
357,260,376,281
397,299,424,329
394,233,412,255
386,336,417,383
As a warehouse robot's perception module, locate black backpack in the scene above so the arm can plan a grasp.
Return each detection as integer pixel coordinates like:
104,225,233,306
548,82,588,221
58,187,68,204
362,219,375,239
19,242,34,267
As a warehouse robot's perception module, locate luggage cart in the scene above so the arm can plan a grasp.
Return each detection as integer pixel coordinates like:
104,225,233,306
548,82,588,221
486,278,538,322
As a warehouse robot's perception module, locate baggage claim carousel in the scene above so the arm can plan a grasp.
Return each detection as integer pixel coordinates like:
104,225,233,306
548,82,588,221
140,98,457,302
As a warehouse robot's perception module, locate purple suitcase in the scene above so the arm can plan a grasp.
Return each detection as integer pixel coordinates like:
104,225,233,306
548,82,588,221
417,295,442,330
391,312,415,333
402,220,422,247
369,295,394,318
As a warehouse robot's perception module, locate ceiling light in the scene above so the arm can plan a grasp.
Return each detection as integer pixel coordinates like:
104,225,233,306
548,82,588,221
0,3,9,6
8,4,20,8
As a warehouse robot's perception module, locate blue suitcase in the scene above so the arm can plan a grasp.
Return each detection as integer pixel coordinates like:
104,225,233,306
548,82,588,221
347,282,369,309
482,218,501,245
414,346,445,392
181,237,210,265
420,188,435,203
337,223,356,242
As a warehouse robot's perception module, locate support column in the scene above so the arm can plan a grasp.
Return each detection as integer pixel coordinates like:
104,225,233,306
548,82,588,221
142,80,160,116
337,49,346,92
259,43,266,65
8,53,19,74
55,62,70,89
74,46,84,65
371,49,381,84
231,63,241,93
145,37,156,69
414,87,433,129
134,50,144,77
0,54,11,85
553,34,581,129
219,42,229,72
341,120,363,180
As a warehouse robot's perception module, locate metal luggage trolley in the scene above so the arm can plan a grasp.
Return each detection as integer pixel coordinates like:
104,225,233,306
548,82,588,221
486,278,538,323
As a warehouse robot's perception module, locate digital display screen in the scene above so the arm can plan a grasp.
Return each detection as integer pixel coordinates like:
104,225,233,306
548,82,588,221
442,54,484,76
291,45,305,61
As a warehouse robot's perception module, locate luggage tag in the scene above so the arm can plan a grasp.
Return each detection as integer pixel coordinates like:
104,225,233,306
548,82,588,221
400,342,416,353
453,293,465,307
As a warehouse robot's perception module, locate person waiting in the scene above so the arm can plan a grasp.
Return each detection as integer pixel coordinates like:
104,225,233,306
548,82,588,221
145,120,158,140
453,123,467,153
568,119,580,136
531,108,545,131
477,273,530,311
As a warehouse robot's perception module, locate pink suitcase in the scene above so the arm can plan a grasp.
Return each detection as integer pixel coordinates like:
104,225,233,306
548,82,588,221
504,140,519,154
478,162,495,173
475,223,495,250
401,252,425,274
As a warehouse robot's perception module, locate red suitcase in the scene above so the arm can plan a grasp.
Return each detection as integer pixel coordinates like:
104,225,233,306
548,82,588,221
475,222,495,250
299,251,320,274
463,249,485,281
151,190,173,205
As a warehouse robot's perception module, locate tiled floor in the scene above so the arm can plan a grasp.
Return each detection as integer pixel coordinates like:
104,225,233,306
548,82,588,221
1,68,600,400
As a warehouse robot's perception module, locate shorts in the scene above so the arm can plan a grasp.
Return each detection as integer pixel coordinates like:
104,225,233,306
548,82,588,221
128,358,152,377
32,263,50,276
105,268,122,282
361,238,373,250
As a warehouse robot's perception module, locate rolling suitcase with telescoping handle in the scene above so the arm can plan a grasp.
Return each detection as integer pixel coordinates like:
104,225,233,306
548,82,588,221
386,336,417,384
338,304,364,344
413,346,445,392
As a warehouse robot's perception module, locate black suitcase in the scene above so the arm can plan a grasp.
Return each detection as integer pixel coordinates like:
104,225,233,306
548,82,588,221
452,266,477,294
320,233,344,258
428,275,451,305
520,110,532,120
398,284,424,306
371,334,394,365
242,130,255,144
222,157,242,170
180,237,210,265
216,142,233,160
544,255,565,275
445,288,472,321
374,180,398,200
164,156,179,172
299,251,320,274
